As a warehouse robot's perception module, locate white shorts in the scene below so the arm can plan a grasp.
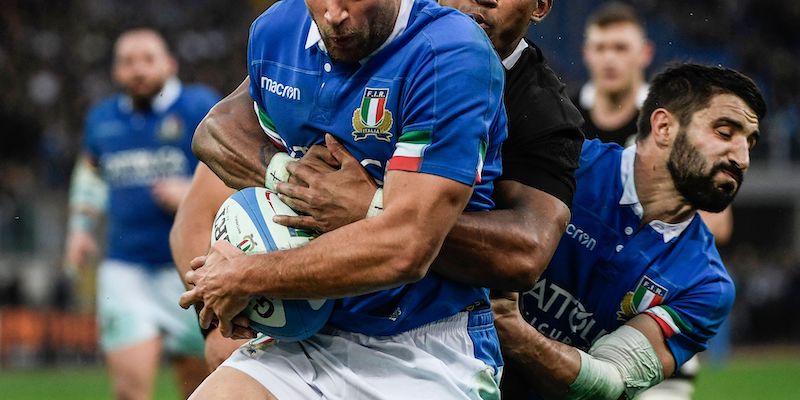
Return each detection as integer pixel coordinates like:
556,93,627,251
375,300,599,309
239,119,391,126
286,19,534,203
97,259,204,356
222,308,502,400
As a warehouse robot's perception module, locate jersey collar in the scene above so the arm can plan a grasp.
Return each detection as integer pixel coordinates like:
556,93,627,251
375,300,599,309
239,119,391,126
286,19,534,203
502,39,528,70
619,144,695,243
118,77,182,114
304,0,413,63
579,82,649,111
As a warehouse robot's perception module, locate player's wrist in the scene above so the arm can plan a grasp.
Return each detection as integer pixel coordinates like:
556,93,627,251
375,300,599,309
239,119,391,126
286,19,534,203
68,213,96,234
264,152,293,190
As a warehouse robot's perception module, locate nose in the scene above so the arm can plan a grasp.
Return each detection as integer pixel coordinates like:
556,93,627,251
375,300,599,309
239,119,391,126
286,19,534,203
324,0,349,26
729,135,750,173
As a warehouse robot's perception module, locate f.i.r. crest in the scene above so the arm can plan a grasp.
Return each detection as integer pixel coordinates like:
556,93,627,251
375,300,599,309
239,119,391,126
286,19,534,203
237,233,258,253
352,88,393,142
617,276,669,321
157,114,184,142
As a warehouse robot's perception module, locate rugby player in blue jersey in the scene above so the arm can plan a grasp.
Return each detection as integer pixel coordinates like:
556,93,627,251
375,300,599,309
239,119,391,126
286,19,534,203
173,0,586,386
64,29,219,400
177,0,510,398
491,64,764,399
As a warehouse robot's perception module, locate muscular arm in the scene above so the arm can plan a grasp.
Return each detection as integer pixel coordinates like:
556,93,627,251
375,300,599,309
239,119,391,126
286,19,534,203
494,295,676,399
192,77,278,189
170,163,234,288
275,138,569,291
181,170,472,335
435,181,569,291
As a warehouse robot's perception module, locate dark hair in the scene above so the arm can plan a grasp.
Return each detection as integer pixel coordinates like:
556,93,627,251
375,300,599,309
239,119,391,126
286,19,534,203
116,28,172,54
585,1,645,32
637,63,767,139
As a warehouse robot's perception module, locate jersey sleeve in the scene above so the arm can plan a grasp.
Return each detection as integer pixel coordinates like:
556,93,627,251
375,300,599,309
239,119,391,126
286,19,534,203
246,6,291,152
501,45,584,205
247,20,266,113
501,127,583,206
387,21,507,187
642,273,735,368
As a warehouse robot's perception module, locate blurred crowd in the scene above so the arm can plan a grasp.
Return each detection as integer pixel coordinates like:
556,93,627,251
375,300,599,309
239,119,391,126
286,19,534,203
0,0,798,365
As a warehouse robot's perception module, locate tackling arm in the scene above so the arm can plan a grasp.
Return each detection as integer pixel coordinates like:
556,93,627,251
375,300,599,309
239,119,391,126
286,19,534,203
435,181,569,291
493,293,676,399
274,138,569,291
192,77,280,189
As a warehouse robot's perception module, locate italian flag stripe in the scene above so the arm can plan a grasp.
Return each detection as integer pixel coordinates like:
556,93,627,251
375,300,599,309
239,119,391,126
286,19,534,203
636,290,656,313
632,287,646,310
253,102,287,150
398,130,432,144
388,141,428,172
644,305,690,338
388,156,421,171
367,97,383,125
360,97,370,122
475,140,487,183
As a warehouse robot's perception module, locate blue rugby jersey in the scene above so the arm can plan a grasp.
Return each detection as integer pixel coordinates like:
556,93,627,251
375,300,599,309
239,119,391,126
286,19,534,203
83,79,219,267
247,0,507,336
520,140,735,398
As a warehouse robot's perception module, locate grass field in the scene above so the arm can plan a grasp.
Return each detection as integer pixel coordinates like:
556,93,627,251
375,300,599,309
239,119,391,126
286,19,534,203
0,353,798,399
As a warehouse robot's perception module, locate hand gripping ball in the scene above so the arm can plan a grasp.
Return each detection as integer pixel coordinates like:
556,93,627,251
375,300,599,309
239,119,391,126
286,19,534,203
210,187,333,341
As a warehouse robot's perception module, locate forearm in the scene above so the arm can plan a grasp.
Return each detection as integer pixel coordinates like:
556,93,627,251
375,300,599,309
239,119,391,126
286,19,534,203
192,77,278,189
433,183,569,291
495,314,581,398
193,118,277,189
240,217,429,298
68,155,107,233
435,210,545,290
239,172,470,299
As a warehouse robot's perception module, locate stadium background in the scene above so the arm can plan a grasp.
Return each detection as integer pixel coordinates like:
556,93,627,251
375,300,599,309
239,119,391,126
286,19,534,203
0,0,798,398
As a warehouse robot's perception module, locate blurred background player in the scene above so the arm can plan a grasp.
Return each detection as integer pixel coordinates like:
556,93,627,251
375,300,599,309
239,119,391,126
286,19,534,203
575,1,653,147
63,28,219,400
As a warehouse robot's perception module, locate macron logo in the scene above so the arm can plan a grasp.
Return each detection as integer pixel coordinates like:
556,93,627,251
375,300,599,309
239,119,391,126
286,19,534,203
261,76,300,101
565,223,597,251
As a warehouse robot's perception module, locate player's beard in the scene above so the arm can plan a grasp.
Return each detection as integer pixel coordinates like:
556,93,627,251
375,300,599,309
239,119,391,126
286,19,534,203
667,128,744,213
317,5,397,63
127,76,168,110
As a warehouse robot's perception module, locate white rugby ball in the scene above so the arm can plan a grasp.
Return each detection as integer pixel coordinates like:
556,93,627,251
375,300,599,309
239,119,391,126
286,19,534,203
210,187,333,341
